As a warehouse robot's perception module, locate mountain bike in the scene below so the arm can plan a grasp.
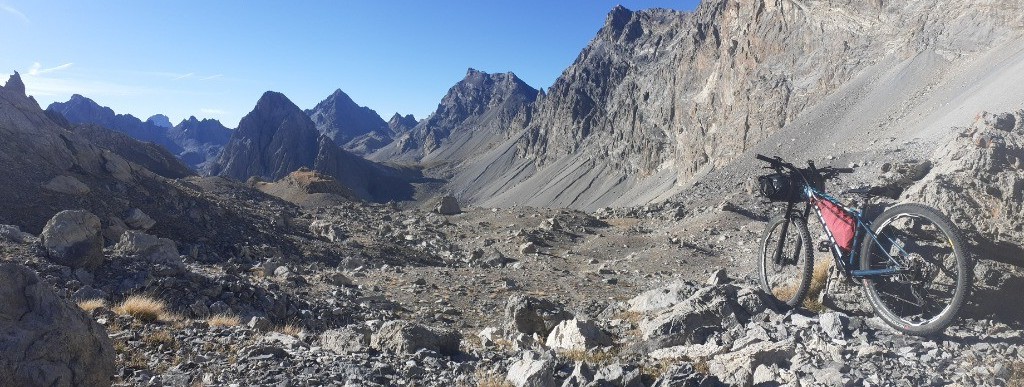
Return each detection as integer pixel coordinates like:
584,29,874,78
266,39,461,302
754,154,972,336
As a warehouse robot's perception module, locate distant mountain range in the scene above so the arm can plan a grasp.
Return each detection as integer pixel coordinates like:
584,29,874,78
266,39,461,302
36,2,1024,209
46,95,230,171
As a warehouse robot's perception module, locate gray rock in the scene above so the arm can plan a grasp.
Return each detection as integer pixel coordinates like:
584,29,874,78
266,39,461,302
123,208,156,230
706,339,796,386
0,224,34,243
505,294,572,336
247,316,272,332
560,362,595,387
113,231,183,274
436,195,461,215
0,262,115,386
627,281,698,313
328,272,353,287
41,175,90,195
594,363,643,387
310,220,346,242
640,284,774,348
321,326,370,354
519,242,538,254
819,312,848,340
706,269,729,285
506,351,555,387
71,285,106,302
40,210,104,269
370,320,460,355
544,319,611,351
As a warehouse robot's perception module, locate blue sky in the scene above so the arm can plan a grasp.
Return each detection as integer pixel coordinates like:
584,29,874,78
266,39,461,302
1,1,700,127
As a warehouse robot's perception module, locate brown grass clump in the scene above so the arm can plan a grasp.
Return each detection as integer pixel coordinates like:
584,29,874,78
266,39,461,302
472,369,513,387
113,295,169,323
207,314,241,328
142,330,176,348
803,259,833,313
772,259,833,313
274,324,304,337
77,298,107,313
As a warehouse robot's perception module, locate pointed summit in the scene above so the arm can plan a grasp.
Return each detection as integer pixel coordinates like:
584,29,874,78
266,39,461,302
3,72,25,96
306,87,389,154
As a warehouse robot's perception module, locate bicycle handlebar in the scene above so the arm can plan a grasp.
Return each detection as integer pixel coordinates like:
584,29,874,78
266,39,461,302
755,154,854,186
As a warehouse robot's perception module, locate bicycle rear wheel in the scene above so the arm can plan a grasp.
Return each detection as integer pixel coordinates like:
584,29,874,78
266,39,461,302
860,203,972,336
759,215,813,307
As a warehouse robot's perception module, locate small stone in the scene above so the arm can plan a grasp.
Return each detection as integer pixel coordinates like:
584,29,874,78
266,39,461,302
519,242,538,254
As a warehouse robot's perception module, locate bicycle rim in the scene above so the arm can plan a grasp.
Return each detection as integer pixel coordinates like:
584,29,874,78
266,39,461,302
760,217,811,306
863,212,963,328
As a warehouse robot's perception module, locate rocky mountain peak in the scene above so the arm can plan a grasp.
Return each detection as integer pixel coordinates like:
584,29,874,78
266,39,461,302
306,87,389,155
3,71,25,96
387,113,417,135
605,5,633,32
146,114,172,128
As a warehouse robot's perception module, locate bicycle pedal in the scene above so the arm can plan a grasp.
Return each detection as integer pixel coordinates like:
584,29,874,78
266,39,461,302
817,241,831,252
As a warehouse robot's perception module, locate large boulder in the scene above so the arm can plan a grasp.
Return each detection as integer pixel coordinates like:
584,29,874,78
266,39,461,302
545,319,612,351
0,263,115,386
505,294,572,337
436,195,461,215
320,326,370,354
370,320,460,355
113,231,183,275
39,210,104,269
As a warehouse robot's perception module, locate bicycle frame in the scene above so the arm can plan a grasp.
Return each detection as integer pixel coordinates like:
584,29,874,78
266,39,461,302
802,185,909,279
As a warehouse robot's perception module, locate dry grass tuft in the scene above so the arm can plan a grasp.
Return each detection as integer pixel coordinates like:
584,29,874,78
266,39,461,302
142,330,176,348
77,298,107,313
207,313,241,328
472,369,512,387
113,295,170,323
558,347,618,365
772,259,833,313
803,259,833,313
274,324,304,337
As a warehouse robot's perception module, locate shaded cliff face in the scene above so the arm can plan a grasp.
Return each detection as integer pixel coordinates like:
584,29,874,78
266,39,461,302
169,116,232,171
443,0,1024,209
370,68,537,164
210,91,322,181
306,89,390,155
67,123,194,179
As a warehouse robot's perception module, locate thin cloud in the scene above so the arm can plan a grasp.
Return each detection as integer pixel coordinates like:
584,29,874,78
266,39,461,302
22,74,158,98
28,62,74,76
199,74,223,81
173,72,195,80
0,3,30,24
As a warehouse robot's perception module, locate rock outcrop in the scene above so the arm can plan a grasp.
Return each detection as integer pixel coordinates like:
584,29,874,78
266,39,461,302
902,110,1024,261
168,116,231,171
0,262,115,386
67,123,194,179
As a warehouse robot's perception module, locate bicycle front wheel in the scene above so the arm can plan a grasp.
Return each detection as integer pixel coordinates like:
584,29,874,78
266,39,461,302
860,203,972,336
759,214,813,307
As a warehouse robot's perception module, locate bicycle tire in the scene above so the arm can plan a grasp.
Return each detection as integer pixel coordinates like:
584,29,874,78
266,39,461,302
759,214,814,307
860,203,972,336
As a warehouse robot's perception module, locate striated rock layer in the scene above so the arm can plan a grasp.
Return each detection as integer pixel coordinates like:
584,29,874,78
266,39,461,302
418,0,1024,209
